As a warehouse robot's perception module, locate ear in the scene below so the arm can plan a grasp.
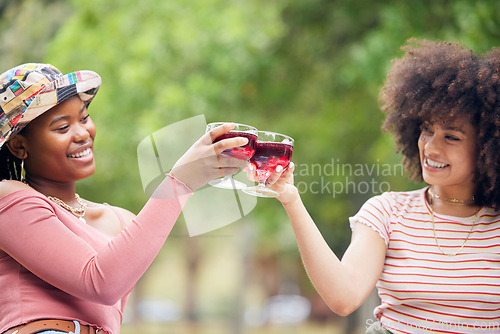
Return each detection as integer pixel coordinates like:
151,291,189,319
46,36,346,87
5,135,29,160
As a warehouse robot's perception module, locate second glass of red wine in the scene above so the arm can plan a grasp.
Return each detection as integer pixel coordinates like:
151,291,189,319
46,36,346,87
243,131,294,198
206,122,258,189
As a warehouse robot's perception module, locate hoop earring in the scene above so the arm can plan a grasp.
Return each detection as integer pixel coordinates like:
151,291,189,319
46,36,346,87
20,159,25,183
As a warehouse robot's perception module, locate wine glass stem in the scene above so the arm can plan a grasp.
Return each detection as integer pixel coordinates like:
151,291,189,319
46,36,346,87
256,170,269,186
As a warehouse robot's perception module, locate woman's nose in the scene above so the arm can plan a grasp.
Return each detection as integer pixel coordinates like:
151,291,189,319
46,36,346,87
424,134,441,155
73,124,90,142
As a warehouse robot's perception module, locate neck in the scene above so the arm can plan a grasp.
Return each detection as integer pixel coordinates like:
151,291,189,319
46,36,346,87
427,186,480,217
431,185,475,202
26,177,77,202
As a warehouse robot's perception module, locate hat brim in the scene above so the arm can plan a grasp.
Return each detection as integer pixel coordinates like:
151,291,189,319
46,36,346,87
16,70,101,129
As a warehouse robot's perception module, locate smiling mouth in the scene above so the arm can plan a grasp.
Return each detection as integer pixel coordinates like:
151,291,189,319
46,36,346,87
68,148,92,158
425,157,449,169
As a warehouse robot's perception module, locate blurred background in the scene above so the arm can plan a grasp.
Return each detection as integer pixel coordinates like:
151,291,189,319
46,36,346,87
2,0,500,333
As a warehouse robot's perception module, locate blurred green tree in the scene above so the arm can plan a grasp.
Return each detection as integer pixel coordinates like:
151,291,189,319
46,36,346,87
0,0,70,68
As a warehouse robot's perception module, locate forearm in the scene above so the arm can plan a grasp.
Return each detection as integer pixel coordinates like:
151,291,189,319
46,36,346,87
86,176,191,303
282,198,364,316
76,174,193,304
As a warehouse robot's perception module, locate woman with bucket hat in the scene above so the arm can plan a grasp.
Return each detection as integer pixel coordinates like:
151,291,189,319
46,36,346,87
0,63,249,334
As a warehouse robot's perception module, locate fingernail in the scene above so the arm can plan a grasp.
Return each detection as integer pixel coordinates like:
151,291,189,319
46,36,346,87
289,162,294,169
276,165,283,173
248,164,255,171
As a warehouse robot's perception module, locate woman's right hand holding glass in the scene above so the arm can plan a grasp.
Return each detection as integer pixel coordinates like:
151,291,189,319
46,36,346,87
170,123,250,191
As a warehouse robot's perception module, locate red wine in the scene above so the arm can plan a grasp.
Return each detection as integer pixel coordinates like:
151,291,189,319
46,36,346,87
214,131,257,159
250,142,293,174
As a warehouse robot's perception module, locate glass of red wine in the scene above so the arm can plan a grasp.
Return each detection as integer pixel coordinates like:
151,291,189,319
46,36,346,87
206,122,258,189
243,131,294,198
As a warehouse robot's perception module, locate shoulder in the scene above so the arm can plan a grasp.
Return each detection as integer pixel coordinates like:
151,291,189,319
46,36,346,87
105,204,136,227
84,200,136,236
371,188,426,208
0,180,33,199
355,188,427,219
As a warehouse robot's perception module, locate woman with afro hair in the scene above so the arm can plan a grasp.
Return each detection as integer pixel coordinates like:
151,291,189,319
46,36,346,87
265,39,500,333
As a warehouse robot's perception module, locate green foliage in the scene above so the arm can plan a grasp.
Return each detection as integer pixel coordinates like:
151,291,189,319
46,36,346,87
0,0,71,68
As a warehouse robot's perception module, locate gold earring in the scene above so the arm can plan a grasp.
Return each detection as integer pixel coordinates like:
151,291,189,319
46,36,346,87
20,159,25,183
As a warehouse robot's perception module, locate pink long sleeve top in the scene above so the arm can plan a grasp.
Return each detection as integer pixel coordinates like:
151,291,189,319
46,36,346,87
0,175,192,334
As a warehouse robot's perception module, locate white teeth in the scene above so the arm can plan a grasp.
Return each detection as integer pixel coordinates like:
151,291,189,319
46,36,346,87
426,158,447,168
68,148,91,158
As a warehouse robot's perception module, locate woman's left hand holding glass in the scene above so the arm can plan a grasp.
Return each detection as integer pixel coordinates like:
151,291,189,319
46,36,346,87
247,161,298,204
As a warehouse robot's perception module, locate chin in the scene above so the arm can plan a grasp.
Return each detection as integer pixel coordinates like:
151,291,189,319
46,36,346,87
78,166,96,180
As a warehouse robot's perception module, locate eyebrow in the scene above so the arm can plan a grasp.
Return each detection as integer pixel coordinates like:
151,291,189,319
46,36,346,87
444,126,466,134
422,122,466,134
49,104,87,127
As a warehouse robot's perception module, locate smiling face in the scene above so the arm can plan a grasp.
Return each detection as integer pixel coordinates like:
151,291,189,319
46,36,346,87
418,118,478,196
21,95,97,184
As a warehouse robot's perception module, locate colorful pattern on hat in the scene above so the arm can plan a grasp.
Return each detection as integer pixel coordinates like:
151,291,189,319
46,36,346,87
0,63,101,147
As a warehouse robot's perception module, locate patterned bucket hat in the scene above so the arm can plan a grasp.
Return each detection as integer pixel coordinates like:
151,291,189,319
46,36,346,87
0,63,101,147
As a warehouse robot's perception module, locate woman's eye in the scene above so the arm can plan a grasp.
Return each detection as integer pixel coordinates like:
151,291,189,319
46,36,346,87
446,135,460,141
421,127,432,134
81,114,90,122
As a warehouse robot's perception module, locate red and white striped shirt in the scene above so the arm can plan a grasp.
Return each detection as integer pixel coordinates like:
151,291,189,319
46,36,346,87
349,188,500,334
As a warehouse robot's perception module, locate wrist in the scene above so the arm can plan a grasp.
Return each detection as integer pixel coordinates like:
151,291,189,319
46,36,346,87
278,187,301,207
166,173,194,194
168,169,195,192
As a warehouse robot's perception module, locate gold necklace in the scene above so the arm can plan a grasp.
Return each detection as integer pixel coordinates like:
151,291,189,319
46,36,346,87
48,193,87,223
428,187,475,206
431,209,477,256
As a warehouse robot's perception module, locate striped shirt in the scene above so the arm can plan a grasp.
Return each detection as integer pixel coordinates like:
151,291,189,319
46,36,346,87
349,188,500,334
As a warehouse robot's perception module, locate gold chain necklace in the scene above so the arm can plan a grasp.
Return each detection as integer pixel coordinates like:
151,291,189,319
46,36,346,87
428,187,479,256
431,209,477,256
48,194,87,223
428,187,475,206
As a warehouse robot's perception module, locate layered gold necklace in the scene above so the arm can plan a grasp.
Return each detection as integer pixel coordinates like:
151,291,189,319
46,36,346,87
48,193,87,223
427,187,478,256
